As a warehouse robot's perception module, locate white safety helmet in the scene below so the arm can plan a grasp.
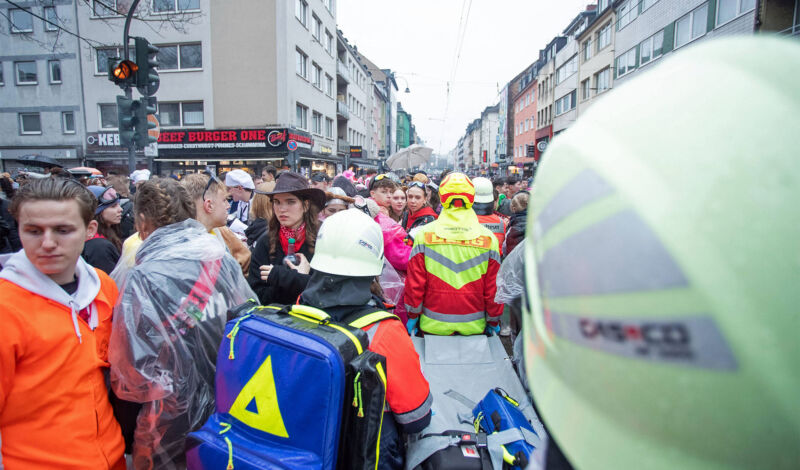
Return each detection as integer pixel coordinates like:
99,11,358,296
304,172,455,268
311,208,384,276
472,177,494,204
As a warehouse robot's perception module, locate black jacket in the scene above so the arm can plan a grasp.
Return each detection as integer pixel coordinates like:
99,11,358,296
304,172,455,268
248,230,313,305
244,217,268,249
503,210,527,256
0,199,21,254
82,237,120,274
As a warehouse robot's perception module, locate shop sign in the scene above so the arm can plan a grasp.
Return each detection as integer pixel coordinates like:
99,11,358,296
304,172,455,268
320,146,333,154
86,132,143,155
378,150,386,157
157,129,273,156
350,146,363,158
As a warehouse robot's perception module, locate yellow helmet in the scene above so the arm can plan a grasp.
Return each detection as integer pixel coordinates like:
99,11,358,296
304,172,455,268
439,172,475,208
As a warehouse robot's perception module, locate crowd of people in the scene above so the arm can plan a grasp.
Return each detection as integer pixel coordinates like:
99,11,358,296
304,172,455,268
0,162,528,470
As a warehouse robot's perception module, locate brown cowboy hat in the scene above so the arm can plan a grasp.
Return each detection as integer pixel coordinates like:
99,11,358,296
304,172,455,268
259,171,326,209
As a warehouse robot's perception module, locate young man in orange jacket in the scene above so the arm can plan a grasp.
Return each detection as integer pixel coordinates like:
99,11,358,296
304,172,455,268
0,177,125,469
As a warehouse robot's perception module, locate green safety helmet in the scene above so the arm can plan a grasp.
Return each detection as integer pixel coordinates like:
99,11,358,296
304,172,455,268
523,36,800,470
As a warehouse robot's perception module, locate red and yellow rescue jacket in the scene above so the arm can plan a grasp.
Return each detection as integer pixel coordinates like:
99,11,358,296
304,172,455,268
404,224,504,335
477,213,508,256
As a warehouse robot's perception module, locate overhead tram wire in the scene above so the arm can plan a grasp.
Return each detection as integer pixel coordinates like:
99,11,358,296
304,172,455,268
5,0,108,48
439,0,472,155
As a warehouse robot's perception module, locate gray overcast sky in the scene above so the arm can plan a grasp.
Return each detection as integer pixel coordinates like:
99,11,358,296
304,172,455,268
337,0,595,155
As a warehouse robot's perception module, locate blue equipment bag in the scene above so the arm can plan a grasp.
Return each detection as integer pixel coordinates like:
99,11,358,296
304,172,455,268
186,301,372,470
472,388,538,470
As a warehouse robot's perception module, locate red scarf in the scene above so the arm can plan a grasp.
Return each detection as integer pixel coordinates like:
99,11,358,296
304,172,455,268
279,223,306,254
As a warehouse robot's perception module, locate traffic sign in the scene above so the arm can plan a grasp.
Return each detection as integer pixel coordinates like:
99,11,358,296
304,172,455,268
287,140,298,151
147,114,160,140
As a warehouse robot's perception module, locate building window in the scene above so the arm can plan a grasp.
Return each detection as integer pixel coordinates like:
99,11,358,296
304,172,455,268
99,104,118,129
158,43,202,70
153,0,200,13
324,74,333,96
597,23,611,51
19,113,42,135
15,61,37,85
642,0,659,12
583,39,592,61
556,55,578,84
96,47,122,74
312,63,321,88
324,0,333,13
581,78,591,100
49,60,61,84
62,111,75,134
295,0,308,27
182,102,204,126
312,14,321,40
675,3,709,48
716,0,755,26
598,0,609,11
44,6,58,31
325,117,333,138
617,0,639,30
295,48,308,79
325,31,333,54
93,0,117,17
555,91,576,116
10,8,34,33
295,103,308,130
595,67,611,93
157,102,180,126
639,30,664,66
616,47,637,78
312,111,322,134
0,63,4,85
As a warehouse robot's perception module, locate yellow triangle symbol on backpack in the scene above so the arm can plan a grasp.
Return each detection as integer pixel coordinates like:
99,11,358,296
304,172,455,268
228,355,289,438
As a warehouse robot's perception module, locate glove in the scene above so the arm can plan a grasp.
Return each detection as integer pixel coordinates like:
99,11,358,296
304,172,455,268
487,323,501,336
406,317,419,335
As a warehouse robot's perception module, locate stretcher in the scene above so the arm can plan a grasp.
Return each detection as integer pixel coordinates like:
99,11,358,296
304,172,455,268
406,334,547,470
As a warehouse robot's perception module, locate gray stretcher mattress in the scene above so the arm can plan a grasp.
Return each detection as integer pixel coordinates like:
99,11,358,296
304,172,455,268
405,334,547,470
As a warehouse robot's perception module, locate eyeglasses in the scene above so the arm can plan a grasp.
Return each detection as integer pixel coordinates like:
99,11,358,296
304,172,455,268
202,170,223,201
98,187,120,205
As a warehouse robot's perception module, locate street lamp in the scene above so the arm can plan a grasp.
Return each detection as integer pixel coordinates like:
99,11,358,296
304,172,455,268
392,72,411,93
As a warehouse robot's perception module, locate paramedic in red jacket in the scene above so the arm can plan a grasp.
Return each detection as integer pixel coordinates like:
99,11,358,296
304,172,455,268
300,208,432,469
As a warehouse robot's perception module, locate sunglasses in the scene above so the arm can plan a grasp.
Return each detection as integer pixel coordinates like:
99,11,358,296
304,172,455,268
369,173,389,190
98,187,120,205
202,170,224,201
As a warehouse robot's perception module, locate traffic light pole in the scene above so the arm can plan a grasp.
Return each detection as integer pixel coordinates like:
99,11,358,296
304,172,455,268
123,0,140,175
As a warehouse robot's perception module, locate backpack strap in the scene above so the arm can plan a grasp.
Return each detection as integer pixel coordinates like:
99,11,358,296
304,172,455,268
344,307,399,329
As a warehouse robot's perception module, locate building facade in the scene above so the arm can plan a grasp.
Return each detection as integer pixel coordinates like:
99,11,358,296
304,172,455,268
553,7,596,136
512,67,538,174
480,105,499,170
1,0,84,172
535,37,567,160
577,1,616,116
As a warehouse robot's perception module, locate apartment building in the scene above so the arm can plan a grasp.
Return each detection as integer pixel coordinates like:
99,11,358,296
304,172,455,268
554,7,597,136
1,0,84,172
512,64,538,173
535,37,567,159
577,0,616,116
613,0,758,86
496,83,511,169
480,105,499,168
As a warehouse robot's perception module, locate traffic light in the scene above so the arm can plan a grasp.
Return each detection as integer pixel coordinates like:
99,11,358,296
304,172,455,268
116,95,137,147
108,58,138,87
134,96,158,148
135,37,160,96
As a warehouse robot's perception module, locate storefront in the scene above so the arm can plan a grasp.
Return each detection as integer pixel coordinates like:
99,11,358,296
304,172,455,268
1,146,82,174
87,128,341,177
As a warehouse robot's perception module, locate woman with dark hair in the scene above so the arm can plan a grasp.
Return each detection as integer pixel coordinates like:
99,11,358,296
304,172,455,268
82,186,122,274
248,171,326,305
402,181,438,235
109,178,254,469
0,175,21,253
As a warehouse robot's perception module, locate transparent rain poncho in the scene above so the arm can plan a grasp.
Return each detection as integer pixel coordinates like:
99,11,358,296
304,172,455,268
495,240,526,305
109,219,256,470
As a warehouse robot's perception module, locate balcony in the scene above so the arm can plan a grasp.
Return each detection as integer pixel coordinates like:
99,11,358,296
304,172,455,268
336,60,350,84
338,139,350,155
336,101,349,119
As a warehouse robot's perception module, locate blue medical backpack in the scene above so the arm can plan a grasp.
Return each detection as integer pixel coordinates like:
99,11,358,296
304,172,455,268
186,301,392,470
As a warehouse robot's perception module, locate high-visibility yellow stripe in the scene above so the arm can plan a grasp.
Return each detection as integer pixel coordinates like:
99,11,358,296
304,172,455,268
349,311,399,329
328,323,363,355
374,362,387,470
